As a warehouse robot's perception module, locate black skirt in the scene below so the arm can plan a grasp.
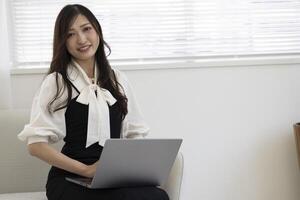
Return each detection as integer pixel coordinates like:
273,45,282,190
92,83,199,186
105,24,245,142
46,176,169,200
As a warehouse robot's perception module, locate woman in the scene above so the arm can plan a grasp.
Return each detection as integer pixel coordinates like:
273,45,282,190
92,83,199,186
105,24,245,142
18,4,169,200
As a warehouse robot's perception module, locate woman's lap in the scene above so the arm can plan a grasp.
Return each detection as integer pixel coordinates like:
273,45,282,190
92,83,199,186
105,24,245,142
46,177,169,200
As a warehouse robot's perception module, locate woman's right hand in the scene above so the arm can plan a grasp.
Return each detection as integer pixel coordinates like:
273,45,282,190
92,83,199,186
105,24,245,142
27,142,101,179
83,161,99,178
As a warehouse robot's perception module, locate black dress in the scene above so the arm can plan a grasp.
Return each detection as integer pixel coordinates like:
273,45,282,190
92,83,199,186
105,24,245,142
46,84,169,200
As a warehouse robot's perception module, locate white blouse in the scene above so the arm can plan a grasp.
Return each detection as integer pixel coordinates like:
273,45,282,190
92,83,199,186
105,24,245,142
18,61,149,147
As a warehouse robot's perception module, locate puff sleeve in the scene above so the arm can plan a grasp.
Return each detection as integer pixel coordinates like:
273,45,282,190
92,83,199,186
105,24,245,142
114,69,150,139
18,73,67,145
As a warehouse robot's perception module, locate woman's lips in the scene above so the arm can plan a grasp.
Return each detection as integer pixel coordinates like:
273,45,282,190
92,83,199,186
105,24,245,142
78,45,91,52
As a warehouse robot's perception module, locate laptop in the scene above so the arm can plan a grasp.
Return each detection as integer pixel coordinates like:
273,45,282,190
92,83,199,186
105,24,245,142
66,138,182,189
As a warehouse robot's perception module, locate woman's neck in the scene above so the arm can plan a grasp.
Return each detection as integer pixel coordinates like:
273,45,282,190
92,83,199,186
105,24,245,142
74,58,95,78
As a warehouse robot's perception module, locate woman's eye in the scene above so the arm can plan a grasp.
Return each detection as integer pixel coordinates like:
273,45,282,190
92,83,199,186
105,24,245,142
67,33,75,38
83,27,92,32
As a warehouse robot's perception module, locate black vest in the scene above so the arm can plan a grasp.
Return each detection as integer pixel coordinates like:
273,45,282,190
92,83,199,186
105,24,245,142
48,84,122,179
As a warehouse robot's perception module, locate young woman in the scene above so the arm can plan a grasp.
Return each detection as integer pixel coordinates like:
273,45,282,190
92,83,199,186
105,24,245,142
18,4,169,200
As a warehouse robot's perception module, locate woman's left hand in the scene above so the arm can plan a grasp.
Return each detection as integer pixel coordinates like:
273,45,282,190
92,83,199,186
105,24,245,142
82,161,99,178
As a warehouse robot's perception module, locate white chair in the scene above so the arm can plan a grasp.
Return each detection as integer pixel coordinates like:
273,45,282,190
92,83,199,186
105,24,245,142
0,109,184,200
161,152,184,200
0,153,184,200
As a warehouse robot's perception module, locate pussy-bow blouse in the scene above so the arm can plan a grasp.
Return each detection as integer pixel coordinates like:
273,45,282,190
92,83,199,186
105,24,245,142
18,61,149,147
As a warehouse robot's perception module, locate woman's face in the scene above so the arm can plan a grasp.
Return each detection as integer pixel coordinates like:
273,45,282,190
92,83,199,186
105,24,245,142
66,14,100,64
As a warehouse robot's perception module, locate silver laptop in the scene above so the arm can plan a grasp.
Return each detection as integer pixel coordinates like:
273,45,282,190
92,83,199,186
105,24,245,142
66,138,182,189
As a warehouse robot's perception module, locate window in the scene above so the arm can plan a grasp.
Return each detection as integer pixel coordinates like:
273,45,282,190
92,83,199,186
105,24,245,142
9,0,300,68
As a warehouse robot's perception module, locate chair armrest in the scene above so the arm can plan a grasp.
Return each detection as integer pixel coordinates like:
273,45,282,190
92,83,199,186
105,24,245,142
161,152,184,200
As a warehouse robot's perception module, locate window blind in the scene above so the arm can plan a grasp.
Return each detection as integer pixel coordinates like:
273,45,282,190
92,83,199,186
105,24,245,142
10,0,300,68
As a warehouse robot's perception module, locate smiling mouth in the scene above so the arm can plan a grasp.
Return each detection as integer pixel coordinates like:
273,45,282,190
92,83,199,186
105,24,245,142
78,45,91,52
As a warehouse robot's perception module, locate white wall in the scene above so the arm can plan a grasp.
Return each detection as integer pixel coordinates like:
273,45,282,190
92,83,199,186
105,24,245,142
0,0,12,109
11,64,300,200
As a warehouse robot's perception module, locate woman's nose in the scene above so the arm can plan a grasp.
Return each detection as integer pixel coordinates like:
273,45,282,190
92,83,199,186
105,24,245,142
77,32,87,44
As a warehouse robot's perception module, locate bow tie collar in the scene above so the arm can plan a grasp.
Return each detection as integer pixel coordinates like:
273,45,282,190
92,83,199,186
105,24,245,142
68,60,117,148
76,84,116,106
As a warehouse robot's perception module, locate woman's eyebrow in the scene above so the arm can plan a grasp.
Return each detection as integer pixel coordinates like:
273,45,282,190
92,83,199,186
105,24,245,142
80,23,91,27
69,23,91,31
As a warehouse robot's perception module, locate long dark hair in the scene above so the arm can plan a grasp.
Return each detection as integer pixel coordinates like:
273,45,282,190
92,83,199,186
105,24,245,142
47,4,128,119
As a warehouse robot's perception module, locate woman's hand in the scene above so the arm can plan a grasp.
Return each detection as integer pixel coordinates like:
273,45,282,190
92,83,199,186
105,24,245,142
82,161,99,178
